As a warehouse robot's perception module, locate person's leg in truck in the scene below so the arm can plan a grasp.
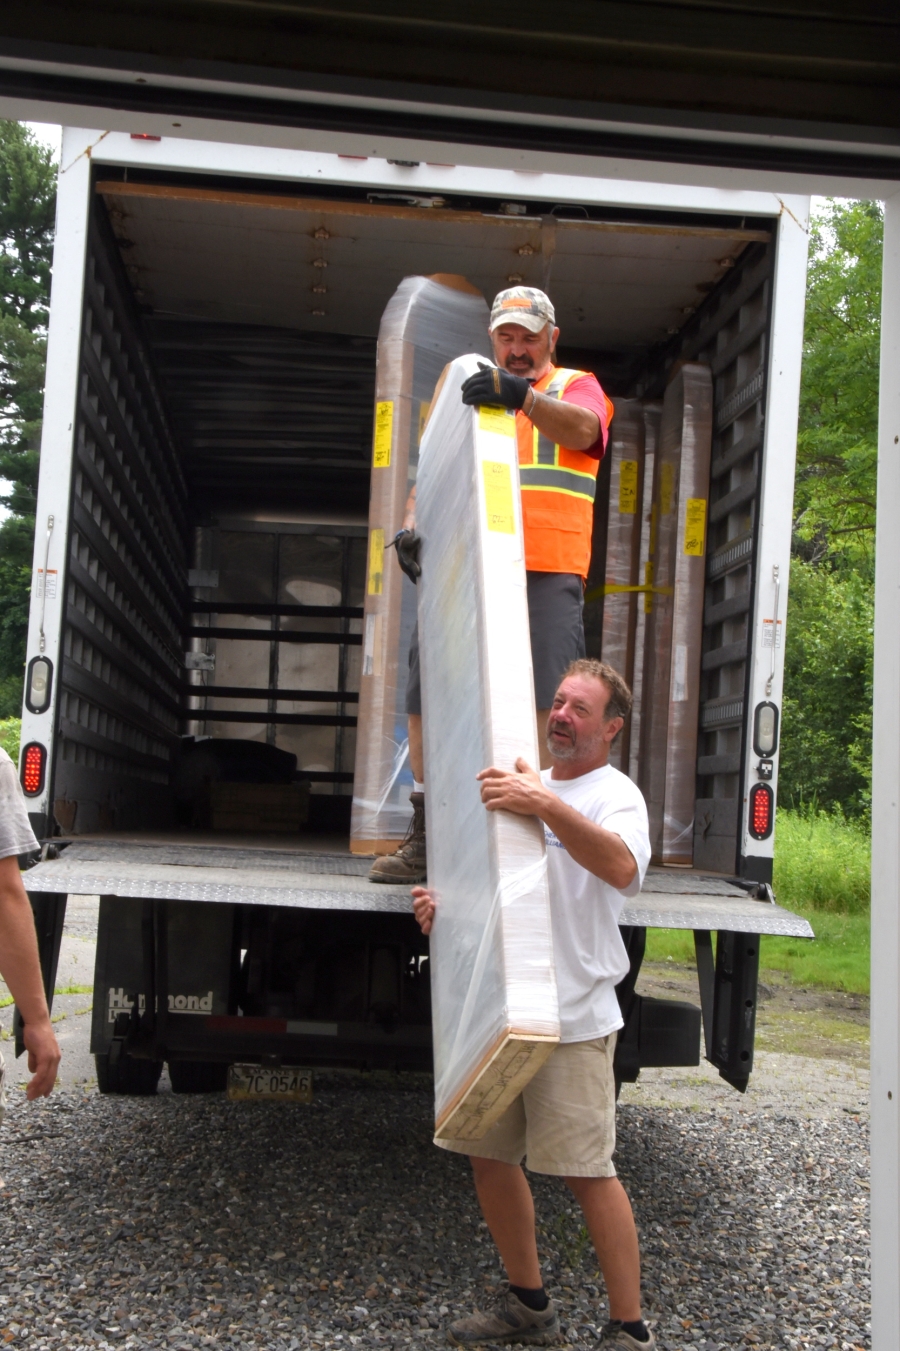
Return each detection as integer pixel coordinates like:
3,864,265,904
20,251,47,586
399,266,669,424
368,572,585,881
436,1039,656,1349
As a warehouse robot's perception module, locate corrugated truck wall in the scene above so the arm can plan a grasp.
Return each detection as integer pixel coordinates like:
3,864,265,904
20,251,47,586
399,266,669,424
350,276,490,854
416,354,559,1142
638,365,712,864
628,401,662,784
593,398,645,774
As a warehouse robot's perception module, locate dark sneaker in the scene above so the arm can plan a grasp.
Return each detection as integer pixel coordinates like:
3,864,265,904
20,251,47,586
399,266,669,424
368,791,427,883
447,1290,559,1346
597,1320,656,1349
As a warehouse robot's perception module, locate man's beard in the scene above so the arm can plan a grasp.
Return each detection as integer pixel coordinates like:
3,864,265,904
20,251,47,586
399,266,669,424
545,719,606,762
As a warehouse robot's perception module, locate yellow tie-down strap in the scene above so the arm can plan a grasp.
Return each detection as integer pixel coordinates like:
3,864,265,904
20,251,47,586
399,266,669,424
583,582,674,604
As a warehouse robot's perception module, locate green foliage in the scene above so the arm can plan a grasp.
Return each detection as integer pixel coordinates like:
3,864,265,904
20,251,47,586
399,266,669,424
793,198,881,565
0,122,56,714
780,199,881,817
772,804,870,913
0,714,19,761
780,560,873,816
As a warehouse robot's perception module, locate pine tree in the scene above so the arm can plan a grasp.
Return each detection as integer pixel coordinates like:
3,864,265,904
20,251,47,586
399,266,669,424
0,122,56,716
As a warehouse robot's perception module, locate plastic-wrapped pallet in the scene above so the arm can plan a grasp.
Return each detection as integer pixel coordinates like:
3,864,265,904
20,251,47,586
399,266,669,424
627,401,662,784
416,354,560,1141
598,398,645,774
351,276,491,854
637,366,712,864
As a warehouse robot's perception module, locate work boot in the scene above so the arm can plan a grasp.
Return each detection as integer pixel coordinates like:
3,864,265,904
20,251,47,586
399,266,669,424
446,1289,560,1346
368,791,427,883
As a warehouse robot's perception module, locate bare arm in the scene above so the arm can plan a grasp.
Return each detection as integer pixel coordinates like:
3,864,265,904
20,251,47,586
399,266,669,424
526,388,600,453
477,760,637,890
402,484,416,531
0,855,61,1098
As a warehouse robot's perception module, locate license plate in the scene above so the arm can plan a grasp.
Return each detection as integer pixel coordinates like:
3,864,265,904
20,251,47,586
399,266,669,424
227,1064,313,1102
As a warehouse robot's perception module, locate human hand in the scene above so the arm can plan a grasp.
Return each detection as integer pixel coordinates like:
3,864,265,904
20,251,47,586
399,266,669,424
411,887,436,935
23,1017,61,1100
390,528,421,583
461,363,531,411
476,758,548,816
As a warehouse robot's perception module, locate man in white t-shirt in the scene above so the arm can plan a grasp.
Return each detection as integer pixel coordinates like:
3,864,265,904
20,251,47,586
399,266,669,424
0,748,62,1122
412,659,654,1351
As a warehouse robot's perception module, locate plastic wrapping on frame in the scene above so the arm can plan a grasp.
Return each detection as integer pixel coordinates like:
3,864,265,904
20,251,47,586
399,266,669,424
598,398,645,775
351,277,491,852
627,401,662,784
637,366,712,864
416,355,560,1141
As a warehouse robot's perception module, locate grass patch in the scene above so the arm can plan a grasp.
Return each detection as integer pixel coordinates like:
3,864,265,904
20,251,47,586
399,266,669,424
644,912,870,995
773,807,870,913
645,808,871,994
54,984,93,996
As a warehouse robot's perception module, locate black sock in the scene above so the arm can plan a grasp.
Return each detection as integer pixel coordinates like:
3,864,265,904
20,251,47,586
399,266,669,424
508,1284,549,1312
620,1319,650,1343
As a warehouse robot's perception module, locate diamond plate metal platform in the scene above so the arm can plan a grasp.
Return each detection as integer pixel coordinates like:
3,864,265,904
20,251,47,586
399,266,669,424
22,840,813,935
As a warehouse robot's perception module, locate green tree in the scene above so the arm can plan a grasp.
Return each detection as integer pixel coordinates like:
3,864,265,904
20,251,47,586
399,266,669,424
780,199,881,816
0,122,56,716
793,198,881,567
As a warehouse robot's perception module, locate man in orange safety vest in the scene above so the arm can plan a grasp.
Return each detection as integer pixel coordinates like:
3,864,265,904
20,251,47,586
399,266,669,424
370,286,613,884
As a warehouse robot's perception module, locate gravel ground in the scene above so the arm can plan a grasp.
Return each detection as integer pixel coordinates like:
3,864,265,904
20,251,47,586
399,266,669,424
0,896,870,1350
0,1078,869,1351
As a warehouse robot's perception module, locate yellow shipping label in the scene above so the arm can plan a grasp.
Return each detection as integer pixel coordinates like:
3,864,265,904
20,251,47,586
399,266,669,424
618,459,638,514
660,462,675,516
684,498,707,556
418,401,430,443
373,401,393,467
478,405,516,437
482,461,516,534
367,527,385,595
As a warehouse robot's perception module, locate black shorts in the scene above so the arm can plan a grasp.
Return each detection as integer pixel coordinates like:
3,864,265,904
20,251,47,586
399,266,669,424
405,571,585,715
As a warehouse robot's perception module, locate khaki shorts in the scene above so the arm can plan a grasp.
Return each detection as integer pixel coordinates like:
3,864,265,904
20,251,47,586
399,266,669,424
435,1034,618,1178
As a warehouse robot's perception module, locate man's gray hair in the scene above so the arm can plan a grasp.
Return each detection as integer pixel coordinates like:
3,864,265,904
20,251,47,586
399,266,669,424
560,659,633,722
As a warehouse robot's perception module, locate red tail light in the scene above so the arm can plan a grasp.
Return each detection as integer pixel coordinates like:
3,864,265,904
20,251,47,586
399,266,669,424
748,783,774,840
21,742,46,796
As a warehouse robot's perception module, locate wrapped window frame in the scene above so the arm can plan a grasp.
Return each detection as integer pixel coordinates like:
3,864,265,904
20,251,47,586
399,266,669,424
416,355,560,1141
350,276,490,853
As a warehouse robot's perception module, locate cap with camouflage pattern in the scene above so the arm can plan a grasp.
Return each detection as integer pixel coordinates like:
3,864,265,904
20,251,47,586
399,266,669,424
489,286,556,334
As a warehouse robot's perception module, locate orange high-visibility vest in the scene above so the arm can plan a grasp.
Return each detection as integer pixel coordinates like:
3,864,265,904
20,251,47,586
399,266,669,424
517,366,607,578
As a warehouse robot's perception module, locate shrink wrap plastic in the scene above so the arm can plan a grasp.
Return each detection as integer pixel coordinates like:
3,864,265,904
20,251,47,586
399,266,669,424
351,277,491,851
597,398,645,774
638,366,712,864
627,401,661,784
416,355,559,1140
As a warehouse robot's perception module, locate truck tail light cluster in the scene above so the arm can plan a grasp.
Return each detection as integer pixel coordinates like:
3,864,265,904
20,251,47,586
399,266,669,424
20,742,47,796
748,783,774,840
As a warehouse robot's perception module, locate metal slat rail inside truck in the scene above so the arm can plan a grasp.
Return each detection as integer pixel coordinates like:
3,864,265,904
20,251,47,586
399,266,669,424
17,130,812,1098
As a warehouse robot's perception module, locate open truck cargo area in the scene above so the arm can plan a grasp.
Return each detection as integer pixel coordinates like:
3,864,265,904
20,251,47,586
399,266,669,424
18,132,812,1101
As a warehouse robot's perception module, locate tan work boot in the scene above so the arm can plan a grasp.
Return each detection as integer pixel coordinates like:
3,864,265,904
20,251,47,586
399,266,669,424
447,1289,559,1346
368,791,427,883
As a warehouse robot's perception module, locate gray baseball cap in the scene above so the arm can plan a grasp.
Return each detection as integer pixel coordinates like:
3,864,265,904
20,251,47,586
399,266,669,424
489,286,556,333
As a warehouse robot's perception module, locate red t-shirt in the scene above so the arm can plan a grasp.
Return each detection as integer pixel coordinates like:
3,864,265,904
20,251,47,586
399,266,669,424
559,372,613,459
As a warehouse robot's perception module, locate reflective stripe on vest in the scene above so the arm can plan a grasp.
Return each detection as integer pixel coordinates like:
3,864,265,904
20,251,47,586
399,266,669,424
516,366,603,578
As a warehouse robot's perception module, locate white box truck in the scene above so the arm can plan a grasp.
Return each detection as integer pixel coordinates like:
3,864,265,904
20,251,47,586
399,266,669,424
16,128,811,1097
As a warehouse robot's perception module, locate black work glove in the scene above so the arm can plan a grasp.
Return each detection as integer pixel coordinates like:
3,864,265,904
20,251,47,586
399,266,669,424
389,528,421,584
461,362,532,411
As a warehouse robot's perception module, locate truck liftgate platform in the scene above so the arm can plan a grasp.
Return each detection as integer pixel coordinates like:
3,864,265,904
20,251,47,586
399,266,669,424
23,837,812,1095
